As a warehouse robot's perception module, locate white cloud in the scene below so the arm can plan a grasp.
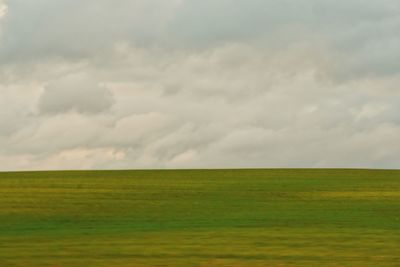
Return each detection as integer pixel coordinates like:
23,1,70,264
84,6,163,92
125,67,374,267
0,1,400,170
0,1,6,18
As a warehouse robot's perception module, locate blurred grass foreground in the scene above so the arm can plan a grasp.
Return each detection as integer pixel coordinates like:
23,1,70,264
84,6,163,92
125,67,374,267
0,169,399,266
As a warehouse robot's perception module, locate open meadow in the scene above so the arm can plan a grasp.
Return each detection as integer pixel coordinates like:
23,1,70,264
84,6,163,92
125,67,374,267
0,169,399,266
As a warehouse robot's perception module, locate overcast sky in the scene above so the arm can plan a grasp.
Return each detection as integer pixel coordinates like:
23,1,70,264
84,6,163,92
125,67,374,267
1,0,400,171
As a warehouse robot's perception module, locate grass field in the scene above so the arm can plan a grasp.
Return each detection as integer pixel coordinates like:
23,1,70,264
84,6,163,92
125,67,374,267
0,169,399,266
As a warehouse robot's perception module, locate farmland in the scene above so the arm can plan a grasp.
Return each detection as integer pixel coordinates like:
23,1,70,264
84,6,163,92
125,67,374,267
0,169,399,266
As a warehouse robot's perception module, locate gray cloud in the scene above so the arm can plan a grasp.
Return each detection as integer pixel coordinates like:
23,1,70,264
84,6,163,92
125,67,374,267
0,0,180,62
38,74,114,114
167,0,400,79
0,1,400,170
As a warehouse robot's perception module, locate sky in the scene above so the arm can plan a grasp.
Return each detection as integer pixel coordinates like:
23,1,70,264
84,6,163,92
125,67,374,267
1,0,400,171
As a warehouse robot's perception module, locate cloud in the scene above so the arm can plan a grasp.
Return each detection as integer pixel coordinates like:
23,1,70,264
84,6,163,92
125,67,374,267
38,74,114,114
0,1,6,18
0,1,400,171
1,0,399,79
167,0,400,79
0,0,181,62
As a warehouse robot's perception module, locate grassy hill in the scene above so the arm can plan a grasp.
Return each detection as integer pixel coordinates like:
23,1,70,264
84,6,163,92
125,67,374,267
0,169,399,266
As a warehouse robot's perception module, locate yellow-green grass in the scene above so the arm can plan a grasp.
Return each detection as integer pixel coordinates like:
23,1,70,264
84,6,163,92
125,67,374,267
0,169,399,266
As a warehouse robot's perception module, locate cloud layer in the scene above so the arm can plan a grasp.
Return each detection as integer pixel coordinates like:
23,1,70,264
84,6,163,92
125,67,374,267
1,1,400,170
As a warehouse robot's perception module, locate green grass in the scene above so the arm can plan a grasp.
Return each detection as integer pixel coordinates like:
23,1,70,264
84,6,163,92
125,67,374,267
0,169,399,266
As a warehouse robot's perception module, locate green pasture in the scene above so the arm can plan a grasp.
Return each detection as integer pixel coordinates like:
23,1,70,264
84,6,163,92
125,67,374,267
0,169,399,266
